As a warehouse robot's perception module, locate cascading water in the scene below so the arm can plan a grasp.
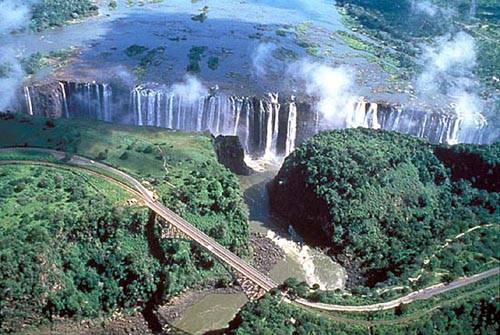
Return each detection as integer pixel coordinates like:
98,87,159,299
263,93,280,158
58,82,69,118
23,86,33,116
285,98,298,157
129,85,290,157
64,82,114,121
18,80,495,159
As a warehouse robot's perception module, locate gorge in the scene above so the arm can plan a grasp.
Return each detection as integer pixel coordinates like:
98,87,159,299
16,80,496,160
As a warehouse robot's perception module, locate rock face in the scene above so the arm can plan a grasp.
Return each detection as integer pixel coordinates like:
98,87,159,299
268,158,331,246
22,82,67,118
213,135,253,176
434,144,500,192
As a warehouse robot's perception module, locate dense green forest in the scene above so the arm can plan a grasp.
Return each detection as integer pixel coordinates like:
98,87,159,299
269,129,499,289
336,0,499,90
0,165,155,331
0,115,249,331
30,0,98,31
230,285,499,335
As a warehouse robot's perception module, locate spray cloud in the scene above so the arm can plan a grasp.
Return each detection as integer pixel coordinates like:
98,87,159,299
416,32,486,133
170,75,207,103
292,60,355,128
0,0,37,111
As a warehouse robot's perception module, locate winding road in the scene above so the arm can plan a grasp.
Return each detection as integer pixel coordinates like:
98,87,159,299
0,147,498,313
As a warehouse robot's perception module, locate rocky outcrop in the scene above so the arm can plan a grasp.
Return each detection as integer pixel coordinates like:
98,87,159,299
21,82,67,118
213,135,253,175
434,143,500,192
250,233,284,274
267,156,331,246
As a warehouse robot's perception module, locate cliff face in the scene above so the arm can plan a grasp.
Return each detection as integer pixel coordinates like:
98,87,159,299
213,135,253,176
22,82,67,118
267,155,332,246
434,144,500,192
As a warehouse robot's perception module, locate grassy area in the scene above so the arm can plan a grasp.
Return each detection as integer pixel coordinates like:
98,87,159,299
232,274,499,334
0,114,250,330
0,164,149,331
333,31,375,53
0,113,250,251
335,0,499,90
0,164,133,223
0,114,213,180
0,149,58,162
21,48,78,76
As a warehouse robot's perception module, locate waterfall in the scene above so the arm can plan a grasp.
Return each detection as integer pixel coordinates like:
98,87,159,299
470,0,477,17
58,82,69,118
271,94,280,154
102,83,112,122
19,81,495,158
365,103,380,129
95,83,102,120
285,99,298,157
264,93,279,158
346,98,367,128
244,99,252,152
24,86,33,116
233,97,242,136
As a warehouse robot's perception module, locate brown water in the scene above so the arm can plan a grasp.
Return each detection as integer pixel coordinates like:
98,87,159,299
173,293,247,335
174,167,346,334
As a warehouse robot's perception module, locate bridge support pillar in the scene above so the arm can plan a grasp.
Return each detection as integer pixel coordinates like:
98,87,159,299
235,273,266,301
158,217,189,240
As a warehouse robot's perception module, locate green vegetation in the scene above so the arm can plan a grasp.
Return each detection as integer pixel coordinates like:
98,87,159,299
187,46,207,73
334,31,375,53
0,164,152,332
124,45,149,57
125,45,165,80
30,0,98,31
108,0,118,10
191,6,210,22
232,276,499,334
335,0,500,90
291,22,323,58
21,48,77,75
272,47,299,61
269,129,499,289
0,114,249,330
208,56,220,70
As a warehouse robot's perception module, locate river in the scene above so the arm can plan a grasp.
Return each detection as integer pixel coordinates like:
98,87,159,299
173,167,346,334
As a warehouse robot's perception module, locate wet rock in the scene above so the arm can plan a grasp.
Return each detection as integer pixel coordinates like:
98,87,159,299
20,82,66,118
213,135,253,175
250,233,284,274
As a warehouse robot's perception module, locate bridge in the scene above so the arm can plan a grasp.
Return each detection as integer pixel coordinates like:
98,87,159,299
0,147,498,309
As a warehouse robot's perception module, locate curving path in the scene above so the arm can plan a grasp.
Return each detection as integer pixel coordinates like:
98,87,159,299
0,147,498,313
295,267,499,312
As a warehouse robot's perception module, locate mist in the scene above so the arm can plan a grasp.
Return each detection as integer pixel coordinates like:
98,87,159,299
416,32,486,136
170,75,207,103
411,0,440,16
292,60,355,128
0,0,36,111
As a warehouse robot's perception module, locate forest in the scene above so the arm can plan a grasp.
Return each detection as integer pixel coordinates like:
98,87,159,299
269,128,499,290
30,0,98,31
0,115,249,332
230,286,499,335
335,0,499,90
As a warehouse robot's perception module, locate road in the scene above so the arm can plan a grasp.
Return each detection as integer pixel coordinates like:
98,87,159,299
295,267,499,312
0,147,498,312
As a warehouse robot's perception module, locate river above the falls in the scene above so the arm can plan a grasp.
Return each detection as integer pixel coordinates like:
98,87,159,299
173,167,346,334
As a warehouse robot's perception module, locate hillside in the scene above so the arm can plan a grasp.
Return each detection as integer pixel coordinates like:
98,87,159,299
0,114,249,332
269,128,499,289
